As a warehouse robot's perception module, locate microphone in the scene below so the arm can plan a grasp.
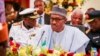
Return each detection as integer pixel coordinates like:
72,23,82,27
9,37,13,41
37,31,45,47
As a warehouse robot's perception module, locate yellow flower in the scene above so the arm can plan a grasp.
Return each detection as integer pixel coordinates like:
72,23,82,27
74,53,85,56
18,47,27,56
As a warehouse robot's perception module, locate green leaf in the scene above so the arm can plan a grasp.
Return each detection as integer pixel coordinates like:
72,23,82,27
42,40,46,46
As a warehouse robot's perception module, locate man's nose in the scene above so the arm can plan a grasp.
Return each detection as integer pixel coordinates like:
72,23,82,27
76,18,80,22
52,20,56,24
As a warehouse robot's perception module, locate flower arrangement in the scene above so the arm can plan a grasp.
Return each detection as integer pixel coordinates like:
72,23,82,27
6,40,88,56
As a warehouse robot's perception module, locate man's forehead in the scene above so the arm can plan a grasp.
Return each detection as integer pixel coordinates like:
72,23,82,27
72,14,83,19
26,18,36,20
51,14,64,18
34,0,44,4
72,12,83,17
50,14,66,20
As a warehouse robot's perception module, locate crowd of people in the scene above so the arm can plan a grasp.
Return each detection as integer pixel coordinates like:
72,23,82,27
0,0,100,56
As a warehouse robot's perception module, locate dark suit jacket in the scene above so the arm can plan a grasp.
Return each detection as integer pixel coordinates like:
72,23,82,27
44,13,50,25
86,30,100,53
66,21,86,33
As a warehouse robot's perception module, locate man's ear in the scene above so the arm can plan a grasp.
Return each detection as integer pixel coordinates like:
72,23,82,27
64,18,67,23
44,2,47,8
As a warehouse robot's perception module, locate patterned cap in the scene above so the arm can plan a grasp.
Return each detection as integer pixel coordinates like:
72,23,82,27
50,5,67,18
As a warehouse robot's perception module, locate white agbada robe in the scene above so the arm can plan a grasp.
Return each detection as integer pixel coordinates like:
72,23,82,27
38,25,90,53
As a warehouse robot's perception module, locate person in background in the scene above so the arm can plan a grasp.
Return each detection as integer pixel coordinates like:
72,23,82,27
9,8,40,46
37,5,89,53
70,8,85,33
5,1,24,31
86,10,100,55
5,1,17,31
34,0,50,25
71,8,83,26
12,2,24,22
84,8,95,34
85,8,95,21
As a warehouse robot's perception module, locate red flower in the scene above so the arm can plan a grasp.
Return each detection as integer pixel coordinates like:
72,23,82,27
16,43,20,48
60,53,65,56
67,52,74,56
12,47,18,53
9,41,14,46
10,41,20,53
39,53,46,56
47,49,54,54
98,49,100,56
85,51,91,56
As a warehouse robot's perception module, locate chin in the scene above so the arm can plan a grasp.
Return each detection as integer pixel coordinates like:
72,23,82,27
52,29,59,32
52,28,57,31
29,26,33,28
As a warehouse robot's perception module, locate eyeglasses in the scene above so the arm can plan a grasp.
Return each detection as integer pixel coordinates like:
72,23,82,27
50,17,65,22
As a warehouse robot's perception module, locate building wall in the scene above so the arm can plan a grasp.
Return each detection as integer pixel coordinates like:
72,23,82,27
5,0,29,8
82,0,100,13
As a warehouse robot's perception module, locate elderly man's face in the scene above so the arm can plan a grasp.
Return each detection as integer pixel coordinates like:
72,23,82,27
89,18,100,31
50,14,66,32
71,13,83,26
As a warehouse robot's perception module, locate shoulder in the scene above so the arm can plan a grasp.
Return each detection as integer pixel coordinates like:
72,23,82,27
39,25,51,31
65,25,80,31
65,25,90,42
11,21,23,29
86,29,91,34
12,21,22,26
86,30,97,38
44,13,50,17
44,13,50,16
66,25,90,42
65,25,86,35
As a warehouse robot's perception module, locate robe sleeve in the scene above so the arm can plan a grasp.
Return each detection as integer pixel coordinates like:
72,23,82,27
70,27,90,53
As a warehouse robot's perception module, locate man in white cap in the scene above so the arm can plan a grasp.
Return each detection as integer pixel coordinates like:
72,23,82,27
38,5,90,53
9,8,41,46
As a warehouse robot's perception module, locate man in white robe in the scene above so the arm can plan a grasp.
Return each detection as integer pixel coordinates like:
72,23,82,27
37,5,90,53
